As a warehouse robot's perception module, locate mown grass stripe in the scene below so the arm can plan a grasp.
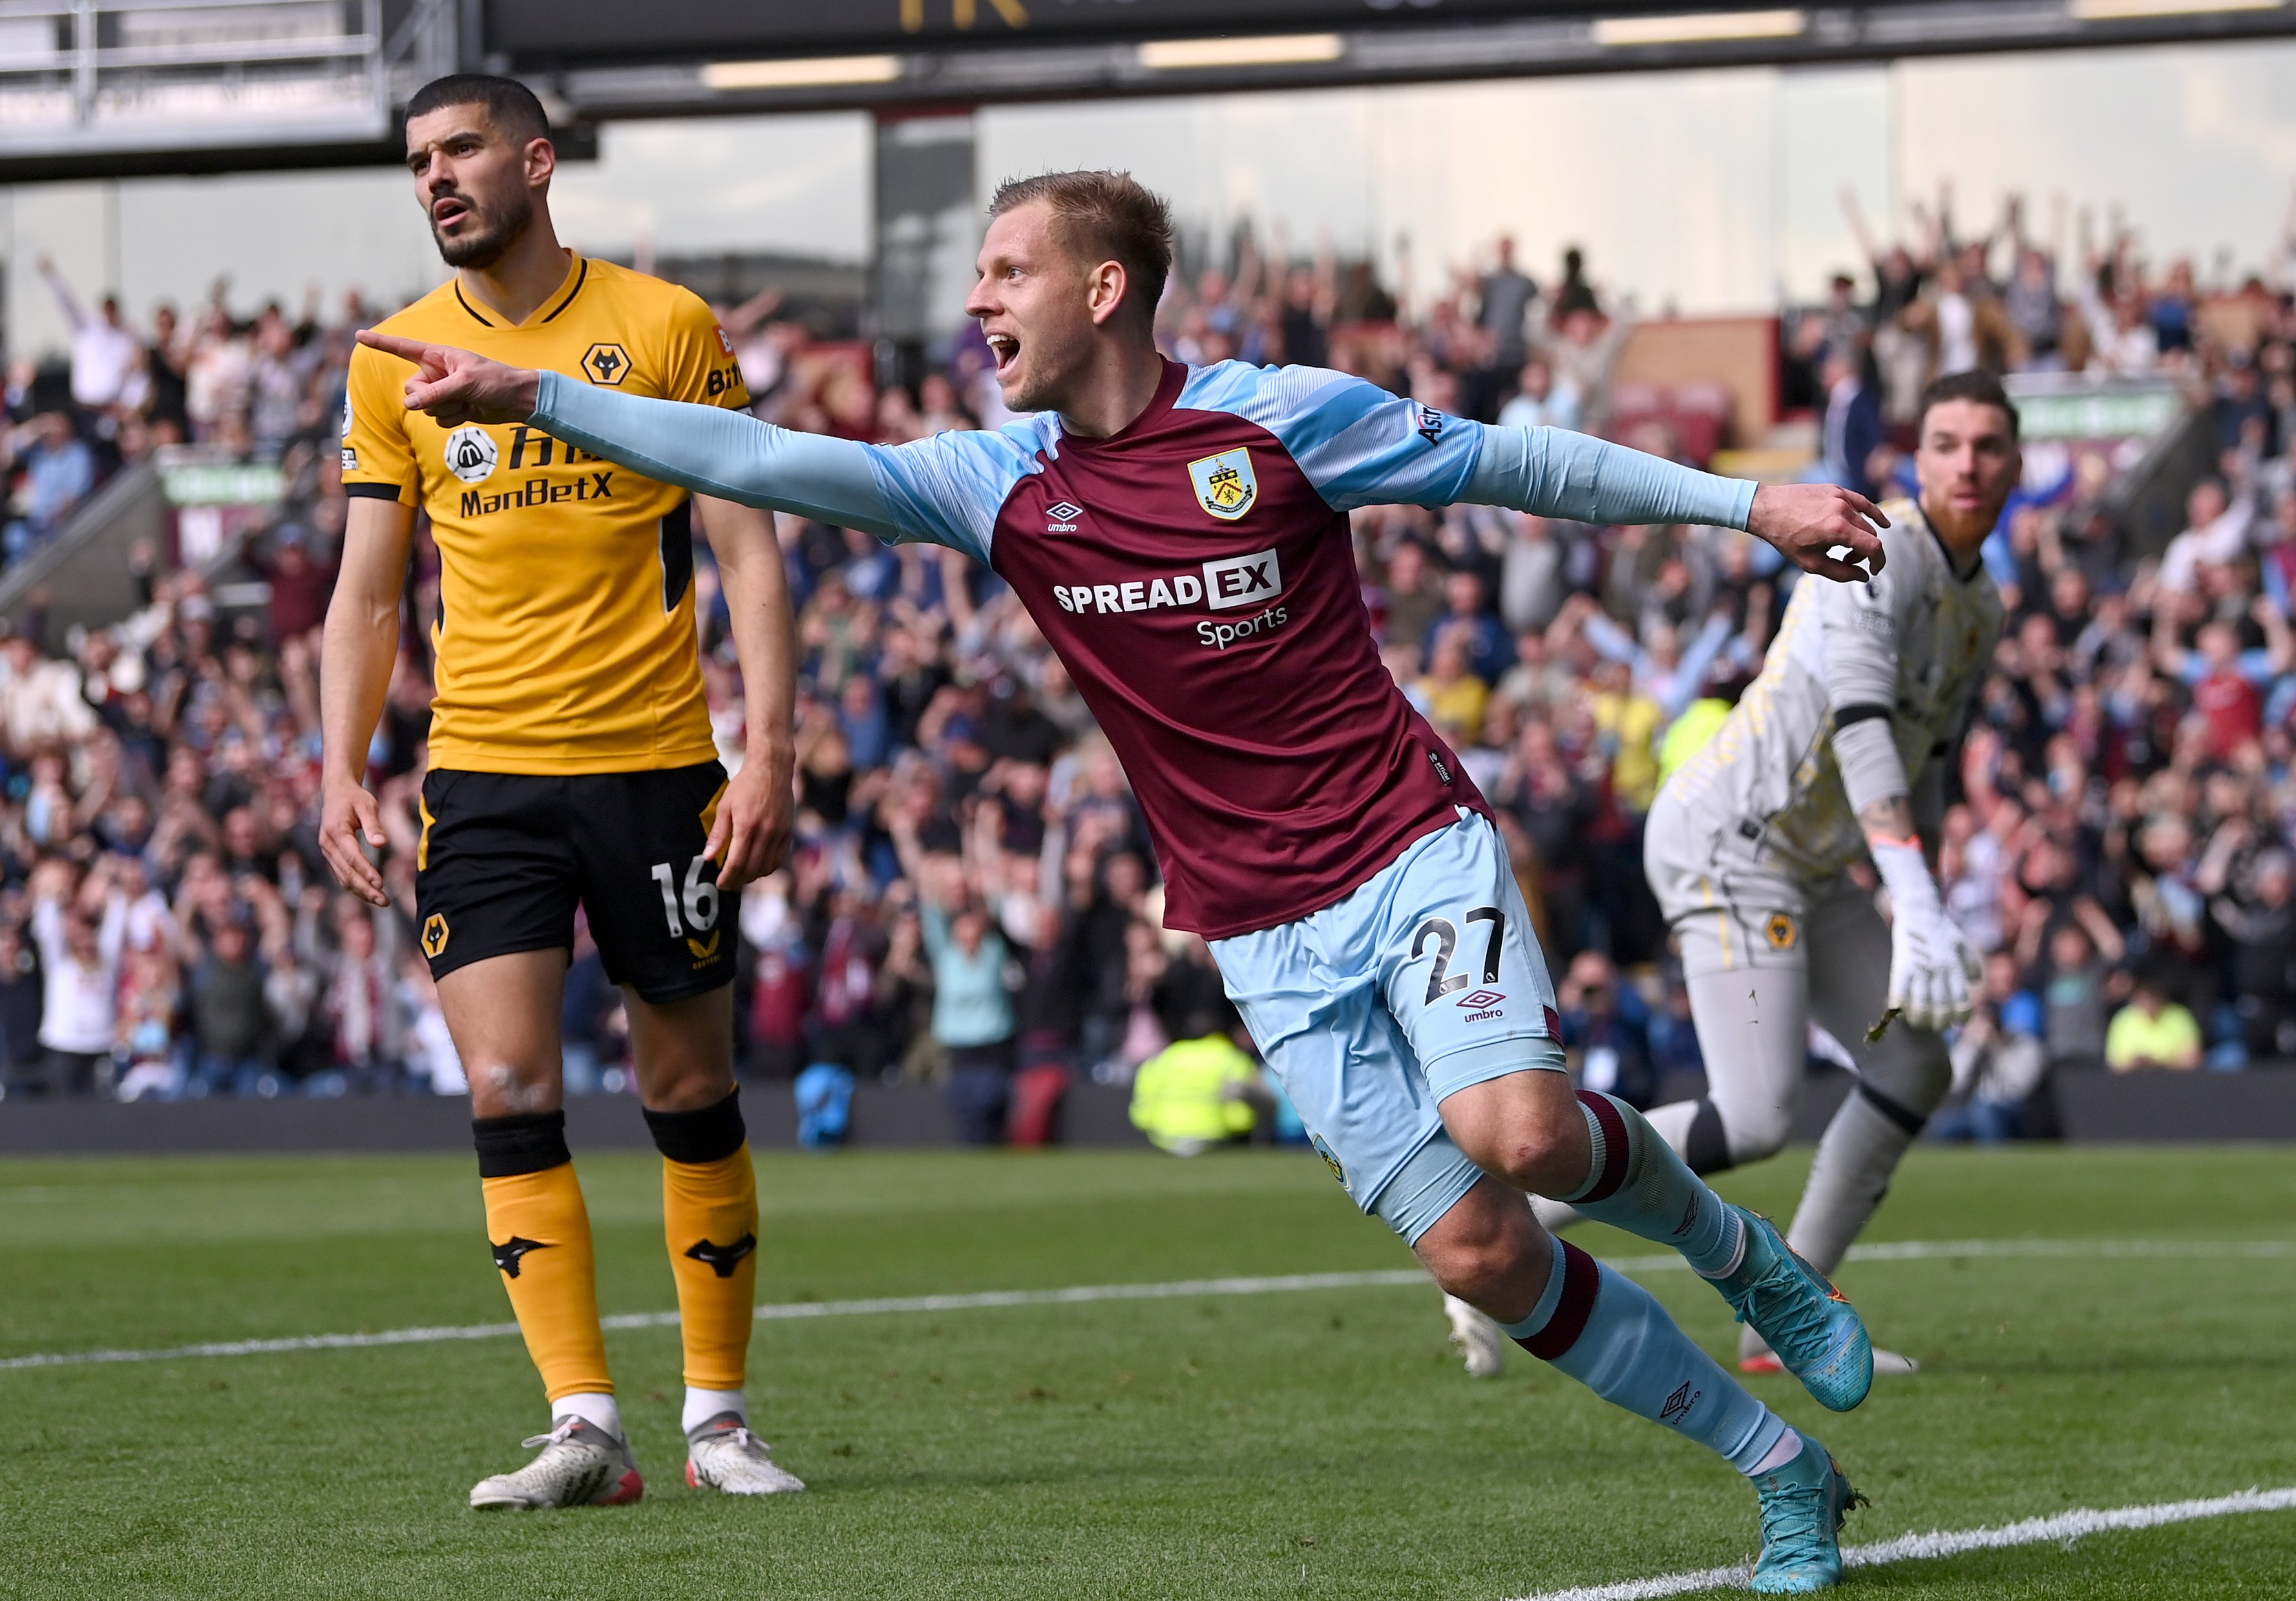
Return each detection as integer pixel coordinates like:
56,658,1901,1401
1,1238,2283,1372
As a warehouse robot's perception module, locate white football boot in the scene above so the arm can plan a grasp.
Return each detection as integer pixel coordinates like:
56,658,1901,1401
1444,1294,1510,1379
686,1413,807,1496
469,1416,644,1510
1740,1322,1920,1377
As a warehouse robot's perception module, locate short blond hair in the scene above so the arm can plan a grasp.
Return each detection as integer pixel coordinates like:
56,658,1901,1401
989,170,1174,326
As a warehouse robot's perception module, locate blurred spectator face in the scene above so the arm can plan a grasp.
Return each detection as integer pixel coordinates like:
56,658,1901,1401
403,100,540,271
224,806,259,858
2050,567,2089,619
2255,853,2294,909
1984,951,2020,1003
338,907,376,960
1444,570,1484,619
2142,815,2193,873
1517,357,1553,399
1428,633,1471,683
2197,622,2240,672
1416,368,1460,414
2048,923,2093,975
1102,851,1146,907
1388,542,1427,595
2186,480,2227,531
213,921,249,964
64,910,98,964
952,906,988,955
1568,950,1615,1012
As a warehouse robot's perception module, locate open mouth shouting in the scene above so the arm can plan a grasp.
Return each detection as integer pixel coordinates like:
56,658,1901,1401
429,190,473,234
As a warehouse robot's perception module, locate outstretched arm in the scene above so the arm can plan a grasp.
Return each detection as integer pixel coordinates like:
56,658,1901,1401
355,330,914,542
1465,425,1887,582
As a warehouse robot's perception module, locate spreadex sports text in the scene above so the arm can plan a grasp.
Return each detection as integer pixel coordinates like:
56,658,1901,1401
1049,547,1289,649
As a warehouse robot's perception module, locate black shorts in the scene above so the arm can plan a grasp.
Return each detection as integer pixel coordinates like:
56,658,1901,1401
416,762,735,1003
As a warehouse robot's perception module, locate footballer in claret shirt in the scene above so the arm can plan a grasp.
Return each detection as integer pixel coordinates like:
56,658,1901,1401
359,169,1899,1590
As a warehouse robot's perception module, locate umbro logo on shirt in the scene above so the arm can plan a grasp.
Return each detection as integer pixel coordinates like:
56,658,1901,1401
1046,501,1083,533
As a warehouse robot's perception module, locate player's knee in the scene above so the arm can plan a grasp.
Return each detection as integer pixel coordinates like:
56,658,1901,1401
1414,1186,1540,1308
467,1057,558,1118
1860,1028,1953,1116
1449,1102,1583,1196
1713,1093,1795,1166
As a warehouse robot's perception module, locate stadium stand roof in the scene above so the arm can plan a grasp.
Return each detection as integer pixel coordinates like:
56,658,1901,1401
4,1,2295,179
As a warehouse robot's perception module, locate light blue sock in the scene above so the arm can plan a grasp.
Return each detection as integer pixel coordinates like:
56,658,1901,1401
1502,1235,1787,1476
1564,1090,1745,1277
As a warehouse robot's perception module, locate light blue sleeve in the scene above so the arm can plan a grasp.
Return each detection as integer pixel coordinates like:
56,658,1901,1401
1175,363,1481,511
1463,424,1757,529
530,370,1041,563
1175,362,1754,529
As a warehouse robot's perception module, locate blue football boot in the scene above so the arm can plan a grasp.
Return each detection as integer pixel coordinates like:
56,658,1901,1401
1750,1432,1863,1593
1715,1208,1873,1412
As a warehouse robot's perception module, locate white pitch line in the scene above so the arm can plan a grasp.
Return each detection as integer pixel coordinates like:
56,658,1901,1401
0,1269,1427,1370
1505,1485,2296,1601
0,1238,2282,1373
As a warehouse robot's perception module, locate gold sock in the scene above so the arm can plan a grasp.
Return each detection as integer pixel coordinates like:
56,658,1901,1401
662,1145,759,1390
480,1160,613,1404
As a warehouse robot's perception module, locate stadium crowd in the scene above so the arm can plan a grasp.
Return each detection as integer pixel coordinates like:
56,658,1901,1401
1,189,2293,1146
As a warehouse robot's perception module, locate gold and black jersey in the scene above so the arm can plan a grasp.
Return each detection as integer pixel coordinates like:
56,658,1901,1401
342,253,750,775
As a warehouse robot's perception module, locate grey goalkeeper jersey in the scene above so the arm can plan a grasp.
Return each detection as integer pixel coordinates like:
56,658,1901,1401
1663,498,2002,880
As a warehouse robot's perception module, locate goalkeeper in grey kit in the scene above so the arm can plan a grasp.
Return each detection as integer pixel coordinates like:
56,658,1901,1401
1444,371,2017,1381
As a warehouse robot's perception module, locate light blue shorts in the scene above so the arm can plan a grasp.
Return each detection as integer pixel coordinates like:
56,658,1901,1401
1209,809,1566,1244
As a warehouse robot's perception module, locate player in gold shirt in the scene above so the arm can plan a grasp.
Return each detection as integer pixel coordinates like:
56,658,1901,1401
319,75,801,1509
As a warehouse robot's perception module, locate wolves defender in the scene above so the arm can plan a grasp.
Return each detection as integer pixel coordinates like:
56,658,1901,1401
367,171,1891,1587
320,76,803,1507
1637,370,2016,1375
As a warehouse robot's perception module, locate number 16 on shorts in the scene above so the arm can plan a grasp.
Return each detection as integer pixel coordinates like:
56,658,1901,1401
650,854,724,963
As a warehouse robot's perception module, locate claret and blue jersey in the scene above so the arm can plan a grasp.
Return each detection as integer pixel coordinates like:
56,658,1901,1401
533,355,1755,944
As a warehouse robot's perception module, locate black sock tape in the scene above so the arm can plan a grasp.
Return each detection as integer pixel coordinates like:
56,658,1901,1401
644,1088,747,1165
472,1110,571,1178
1855,1077,1929,1138
1683,1098,1733,1176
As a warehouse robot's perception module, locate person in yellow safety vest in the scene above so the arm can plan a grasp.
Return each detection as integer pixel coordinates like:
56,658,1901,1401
1130,1032,1261,1155
1656,695,1733,791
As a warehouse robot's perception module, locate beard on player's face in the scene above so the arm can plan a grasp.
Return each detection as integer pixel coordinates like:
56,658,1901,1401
1000,319,1094,413
430,186,534,271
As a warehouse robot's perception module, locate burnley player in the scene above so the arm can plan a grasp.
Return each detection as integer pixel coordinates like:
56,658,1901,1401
361,171,1890,1589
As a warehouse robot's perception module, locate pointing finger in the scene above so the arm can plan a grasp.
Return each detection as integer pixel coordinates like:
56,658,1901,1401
357,329,437,365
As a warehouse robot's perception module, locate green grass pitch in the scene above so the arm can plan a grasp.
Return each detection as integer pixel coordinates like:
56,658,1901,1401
3,1143,2293,1599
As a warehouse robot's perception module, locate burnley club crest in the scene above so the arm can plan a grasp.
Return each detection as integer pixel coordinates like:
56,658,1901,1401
1187,447,1258,522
